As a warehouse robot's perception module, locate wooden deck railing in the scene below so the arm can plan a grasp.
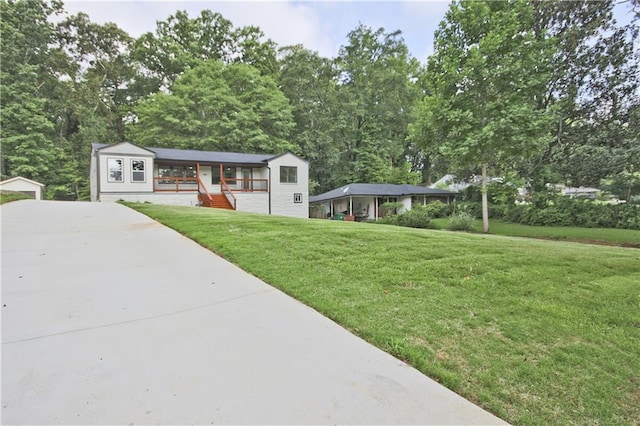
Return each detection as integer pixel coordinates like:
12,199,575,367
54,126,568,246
154,176,197,192
196,164,213,205
223,178,269,192
220,177,237,210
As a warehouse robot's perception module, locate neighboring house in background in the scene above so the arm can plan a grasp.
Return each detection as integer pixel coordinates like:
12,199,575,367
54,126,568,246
0,176,45,200
309,183,456,221
90,142,309,218
555,184,599,199
429,174,473,192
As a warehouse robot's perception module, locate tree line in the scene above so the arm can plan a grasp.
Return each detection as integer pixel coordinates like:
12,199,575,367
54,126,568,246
1,0,638,208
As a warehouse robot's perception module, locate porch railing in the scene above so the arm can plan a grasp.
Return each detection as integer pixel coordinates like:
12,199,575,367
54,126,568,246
220,177,237,210
154,176,197,192
196,164,213,205
223,178,269,192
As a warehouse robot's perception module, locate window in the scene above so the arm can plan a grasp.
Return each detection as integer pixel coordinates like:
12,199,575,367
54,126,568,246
280,166,297,184
212,165,236,184
107,158,123,182
294,193,303,203
131,160,145,182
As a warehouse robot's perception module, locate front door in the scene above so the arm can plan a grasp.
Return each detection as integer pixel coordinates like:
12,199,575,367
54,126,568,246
241,168,252,191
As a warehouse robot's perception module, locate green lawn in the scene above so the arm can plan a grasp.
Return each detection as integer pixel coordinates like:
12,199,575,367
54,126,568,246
431,218,640,247
0,191,32,204
127,203,640,425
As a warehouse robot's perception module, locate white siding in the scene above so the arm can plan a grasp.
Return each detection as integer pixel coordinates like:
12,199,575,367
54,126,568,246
98,142,155,156
235,192,269,214
98,154,154,194
400,196,412,213
267,153,309,218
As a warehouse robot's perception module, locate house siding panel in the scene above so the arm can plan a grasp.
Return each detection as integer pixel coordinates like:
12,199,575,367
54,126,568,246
235,192,269,214
267,153,309,218
98,143,155,157
99,154,154,194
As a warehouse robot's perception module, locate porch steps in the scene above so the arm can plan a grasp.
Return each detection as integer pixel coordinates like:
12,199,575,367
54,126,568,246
201,193,234,210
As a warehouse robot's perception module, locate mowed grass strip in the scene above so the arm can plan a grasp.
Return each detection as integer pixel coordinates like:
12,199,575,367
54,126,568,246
127,203,640,425
430,218,640,247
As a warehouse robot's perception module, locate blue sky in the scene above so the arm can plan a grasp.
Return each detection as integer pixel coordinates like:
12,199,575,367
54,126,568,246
63,1,452,62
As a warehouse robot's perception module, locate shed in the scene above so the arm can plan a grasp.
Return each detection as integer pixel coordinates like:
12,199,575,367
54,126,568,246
0,176,45,200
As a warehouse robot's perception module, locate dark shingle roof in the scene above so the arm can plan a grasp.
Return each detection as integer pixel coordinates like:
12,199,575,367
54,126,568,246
92,143,275,165
309,183,456,203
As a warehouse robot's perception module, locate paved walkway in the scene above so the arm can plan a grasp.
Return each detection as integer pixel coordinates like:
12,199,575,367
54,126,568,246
1,201,507,425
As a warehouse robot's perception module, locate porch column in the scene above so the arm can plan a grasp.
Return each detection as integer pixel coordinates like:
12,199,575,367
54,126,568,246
349,197,353,215
374,197,378,219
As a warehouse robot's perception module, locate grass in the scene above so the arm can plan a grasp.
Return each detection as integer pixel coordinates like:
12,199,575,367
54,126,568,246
126,203,640,425
431,218,640,247
0,191,32,204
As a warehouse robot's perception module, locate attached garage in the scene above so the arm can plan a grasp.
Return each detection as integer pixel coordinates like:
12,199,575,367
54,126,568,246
0,176,45,200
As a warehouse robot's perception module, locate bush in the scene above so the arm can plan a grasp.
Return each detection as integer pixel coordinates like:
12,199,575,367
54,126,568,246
375,207,434,229
396,206,434,229
422,201,449,218
448,212,476,232
503,195,640,230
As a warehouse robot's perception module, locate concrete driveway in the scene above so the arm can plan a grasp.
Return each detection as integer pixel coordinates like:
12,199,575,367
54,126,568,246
2,201,506,425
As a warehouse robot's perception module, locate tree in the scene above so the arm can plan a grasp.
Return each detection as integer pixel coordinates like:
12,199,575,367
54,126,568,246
278,45,345,193
520,0,640,194
334,25,422,186
0,0,77,197
132,10,278,93
128,60,295,154
414,0,554,233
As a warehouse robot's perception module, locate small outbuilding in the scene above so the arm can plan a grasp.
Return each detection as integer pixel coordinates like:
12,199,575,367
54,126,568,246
0,176,45,200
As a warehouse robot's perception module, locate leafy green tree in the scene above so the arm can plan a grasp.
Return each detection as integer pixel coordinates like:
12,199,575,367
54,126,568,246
132,10,278,93
0,0,77,197
414,0,554,233
521,0,640,194
335,25,422,185
52,12,139,198
278,45,345,193
128,60,295,154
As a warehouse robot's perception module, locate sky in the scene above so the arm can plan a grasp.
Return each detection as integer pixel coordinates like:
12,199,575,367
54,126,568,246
62,1,453,62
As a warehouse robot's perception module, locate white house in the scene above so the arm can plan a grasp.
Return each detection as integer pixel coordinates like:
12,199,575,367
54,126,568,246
309,183,456,220
90,142,309,218
0,176,45,200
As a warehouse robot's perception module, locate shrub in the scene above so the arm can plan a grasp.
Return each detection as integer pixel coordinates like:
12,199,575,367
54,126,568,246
503,196,640,230
422,201,449,218
395,206,434,229
448,212,476,231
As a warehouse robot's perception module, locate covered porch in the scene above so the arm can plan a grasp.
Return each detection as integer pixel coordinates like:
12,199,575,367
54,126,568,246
152,163,269,210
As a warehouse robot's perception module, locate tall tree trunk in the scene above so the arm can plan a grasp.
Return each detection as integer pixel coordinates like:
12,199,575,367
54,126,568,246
481,162,489,234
